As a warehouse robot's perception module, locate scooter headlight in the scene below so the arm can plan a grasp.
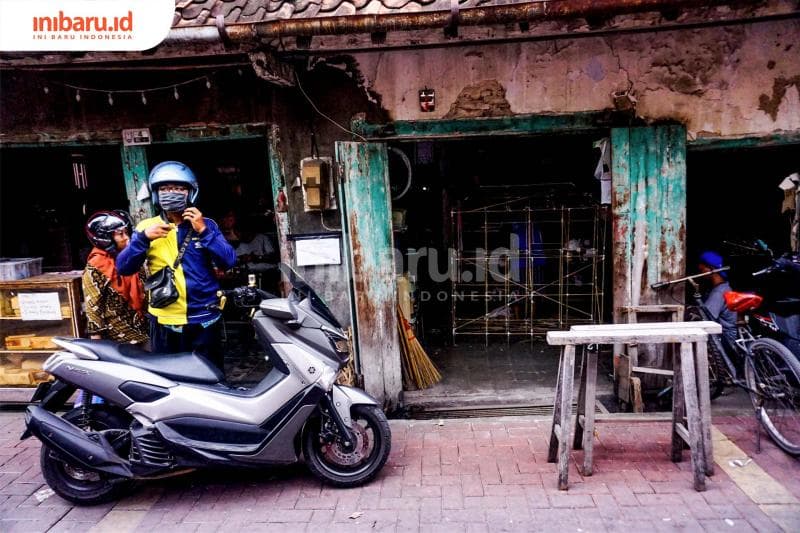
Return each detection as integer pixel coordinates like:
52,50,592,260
332,338,350,354
322,326,350,364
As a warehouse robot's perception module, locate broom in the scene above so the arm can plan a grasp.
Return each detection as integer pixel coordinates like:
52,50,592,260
397,305,442,389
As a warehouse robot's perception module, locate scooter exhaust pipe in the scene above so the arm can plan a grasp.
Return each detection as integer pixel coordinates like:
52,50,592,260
25,406,133,478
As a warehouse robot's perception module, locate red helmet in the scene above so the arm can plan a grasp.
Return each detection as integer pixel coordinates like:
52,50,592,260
85,210,133,253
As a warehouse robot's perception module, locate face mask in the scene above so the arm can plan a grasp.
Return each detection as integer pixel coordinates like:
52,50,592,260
158,191,188,212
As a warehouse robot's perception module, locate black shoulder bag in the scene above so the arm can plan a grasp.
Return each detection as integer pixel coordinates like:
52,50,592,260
144,230,193,309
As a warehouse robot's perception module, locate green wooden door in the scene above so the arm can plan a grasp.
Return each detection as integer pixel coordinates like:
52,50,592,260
336,141,401,409
120,145,153,224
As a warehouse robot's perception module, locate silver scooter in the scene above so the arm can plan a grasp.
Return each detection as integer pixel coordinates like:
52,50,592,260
21,264,391,505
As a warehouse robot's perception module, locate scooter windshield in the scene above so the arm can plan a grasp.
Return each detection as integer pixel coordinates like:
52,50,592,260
278,263,342,328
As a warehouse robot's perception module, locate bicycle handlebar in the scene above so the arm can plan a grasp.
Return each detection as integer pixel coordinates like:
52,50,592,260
651,266,730,290
216,286,277,308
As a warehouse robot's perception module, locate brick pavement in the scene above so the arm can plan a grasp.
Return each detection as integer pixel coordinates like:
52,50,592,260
1,410,798,532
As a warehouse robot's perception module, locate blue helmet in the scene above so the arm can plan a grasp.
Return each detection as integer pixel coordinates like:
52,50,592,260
699,250,728,279
148,161,199,208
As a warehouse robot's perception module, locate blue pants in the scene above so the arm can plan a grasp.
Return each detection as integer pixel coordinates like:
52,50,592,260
149,318,224,372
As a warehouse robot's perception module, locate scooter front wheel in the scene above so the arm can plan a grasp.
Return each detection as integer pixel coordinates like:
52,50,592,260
303,404,391,487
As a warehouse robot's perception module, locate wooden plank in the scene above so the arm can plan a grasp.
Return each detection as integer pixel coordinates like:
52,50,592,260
337,142,402,409
674,422,691,444
570,321,720,333
620,305,684,313
679,342,706,491
546,328,708,345
631,376,644,414
694,341,714,476
631,366,674,376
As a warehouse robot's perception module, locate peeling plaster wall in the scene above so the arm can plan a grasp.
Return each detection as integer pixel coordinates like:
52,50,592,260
352,19,800,138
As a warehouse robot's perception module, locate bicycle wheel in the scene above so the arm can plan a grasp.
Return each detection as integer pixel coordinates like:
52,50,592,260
686,306,726,400
744,338,800,455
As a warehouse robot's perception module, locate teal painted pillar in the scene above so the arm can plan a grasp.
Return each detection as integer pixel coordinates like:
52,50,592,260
267,125,293,297
336,141,401,409
120,145,152,224
611,125,687,405
611,125,687,316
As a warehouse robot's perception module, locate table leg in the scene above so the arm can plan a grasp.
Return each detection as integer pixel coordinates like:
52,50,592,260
680,342,706,491
548,348,566,464
581,349,598,476
694,341,714,476
557,345,576,490
672,346,686,463
573,348,588,451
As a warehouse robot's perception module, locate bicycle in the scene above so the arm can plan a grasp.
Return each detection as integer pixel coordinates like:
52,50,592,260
652,267,800,455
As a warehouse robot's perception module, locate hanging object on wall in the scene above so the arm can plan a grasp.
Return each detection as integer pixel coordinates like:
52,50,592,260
122,128,152,146
71,153,88,190
50,69,228,107
300,157,333,212
419,88,435,112
593,138,611,205
779,172,800,252
388,147,413,200
276,188,289,213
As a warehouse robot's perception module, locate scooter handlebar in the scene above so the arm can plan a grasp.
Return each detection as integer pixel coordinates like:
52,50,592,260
217,286,276,307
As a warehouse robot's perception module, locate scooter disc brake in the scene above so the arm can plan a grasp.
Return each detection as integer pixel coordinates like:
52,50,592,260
322,423,369,466
62,461,101,482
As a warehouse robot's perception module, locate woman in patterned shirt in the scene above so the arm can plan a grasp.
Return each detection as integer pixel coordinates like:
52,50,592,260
82,210,148,345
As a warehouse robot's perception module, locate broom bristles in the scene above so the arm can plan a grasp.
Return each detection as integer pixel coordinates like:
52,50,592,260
397,305,442,389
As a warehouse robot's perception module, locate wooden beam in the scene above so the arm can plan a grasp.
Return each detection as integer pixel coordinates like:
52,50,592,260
352,111,622,140
1,123,268,147
688,131,800,151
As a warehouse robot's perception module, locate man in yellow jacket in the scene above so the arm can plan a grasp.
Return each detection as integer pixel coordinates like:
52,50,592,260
117,161,236,372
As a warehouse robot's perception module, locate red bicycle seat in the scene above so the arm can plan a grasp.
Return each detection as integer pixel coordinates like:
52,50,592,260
724,291,763,312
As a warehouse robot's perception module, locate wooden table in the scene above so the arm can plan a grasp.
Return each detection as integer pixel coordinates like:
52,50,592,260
546,321,722,491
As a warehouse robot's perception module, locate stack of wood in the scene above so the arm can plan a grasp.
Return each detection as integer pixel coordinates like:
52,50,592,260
396,305,441,390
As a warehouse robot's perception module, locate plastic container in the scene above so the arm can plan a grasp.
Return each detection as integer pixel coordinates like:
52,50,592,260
0,258,43,281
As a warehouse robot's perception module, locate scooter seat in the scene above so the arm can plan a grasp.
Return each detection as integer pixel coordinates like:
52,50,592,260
724,291,763,313
64,339,224,384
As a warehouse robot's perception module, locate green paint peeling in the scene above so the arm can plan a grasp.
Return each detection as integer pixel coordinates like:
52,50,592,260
164,123,267,143
120,145,152,224
267,125,285,203
336,141,401,408
611,125,686,315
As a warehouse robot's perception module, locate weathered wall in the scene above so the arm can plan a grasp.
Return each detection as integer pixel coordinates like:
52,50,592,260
351,18,800,138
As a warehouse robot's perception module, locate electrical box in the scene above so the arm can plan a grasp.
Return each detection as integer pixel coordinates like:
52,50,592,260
300,157,335,212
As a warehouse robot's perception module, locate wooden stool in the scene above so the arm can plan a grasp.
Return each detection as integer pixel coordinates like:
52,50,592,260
546,322,721,491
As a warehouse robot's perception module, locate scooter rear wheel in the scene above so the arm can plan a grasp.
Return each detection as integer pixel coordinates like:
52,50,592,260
303,404,391,487
40,406,133,505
